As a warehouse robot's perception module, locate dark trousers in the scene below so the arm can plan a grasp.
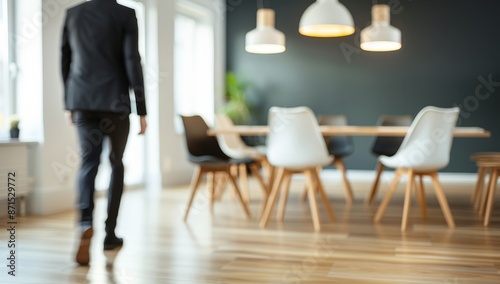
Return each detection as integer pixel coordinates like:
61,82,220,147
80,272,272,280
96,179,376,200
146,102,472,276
74,111,130,235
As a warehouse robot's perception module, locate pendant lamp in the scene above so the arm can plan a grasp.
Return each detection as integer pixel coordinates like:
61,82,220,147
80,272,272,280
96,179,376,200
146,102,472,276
360,4,401,52
299,0,355,37
245,8,286,54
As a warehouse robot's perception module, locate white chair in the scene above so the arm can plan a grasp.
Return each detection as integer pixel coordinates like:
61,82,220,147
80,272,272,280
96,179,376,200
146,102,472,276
365,115,413,205
300,115,355,204
214,114,269,204
215,114,266,159
374,106,460,231
260,107,335,231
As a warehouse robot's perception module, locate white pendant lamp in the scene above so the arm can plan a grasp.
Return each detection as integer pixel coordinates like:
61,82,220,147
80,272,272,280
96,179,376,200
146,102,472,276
299,0,355,37
245,8,286,54
360,4,401,52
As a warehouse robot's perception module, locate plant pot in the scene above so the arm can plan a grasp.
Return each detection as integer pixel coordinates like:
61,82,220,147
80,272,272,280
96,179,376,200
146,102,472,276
10,127,20,139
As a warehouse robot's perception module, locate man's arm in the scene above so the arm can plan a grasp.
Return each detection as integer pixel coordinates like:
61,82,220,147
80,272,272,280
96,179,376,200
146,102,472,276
123,10,147,117
61,12,73,125
61,13,71,94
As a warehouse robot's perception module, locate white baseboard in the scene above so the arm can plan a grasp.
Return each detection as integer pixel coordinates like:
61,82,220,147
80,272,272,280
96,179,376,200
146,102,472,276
25,186,76,216
296,169,480,198
319,169,477,183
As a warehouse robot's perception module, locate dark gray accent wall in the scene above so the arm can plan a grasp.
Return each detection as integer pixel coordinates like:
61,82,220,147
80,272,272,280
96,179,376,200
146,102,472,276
226,0,500,172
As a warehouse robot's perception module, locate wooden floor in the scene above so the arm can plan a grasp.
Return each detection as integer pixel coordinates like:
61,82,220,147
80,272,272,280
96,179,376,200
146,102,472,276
1,178,500,283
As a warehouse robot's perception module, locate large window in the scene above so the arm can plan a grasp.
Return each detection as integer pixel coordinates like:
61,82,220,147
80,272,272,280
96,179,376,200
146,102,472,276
173,1,215,132
0,0,14,137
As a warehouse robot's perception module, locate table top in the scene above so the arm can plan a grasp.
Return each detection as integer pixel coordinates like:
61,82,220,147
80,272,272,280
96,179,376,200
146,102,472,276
208,125,491,138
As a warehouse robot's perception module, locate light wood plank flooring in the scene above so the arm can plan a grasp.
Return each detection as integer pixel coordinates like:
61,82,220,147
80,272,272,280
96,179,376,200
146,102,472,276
1,178,499,283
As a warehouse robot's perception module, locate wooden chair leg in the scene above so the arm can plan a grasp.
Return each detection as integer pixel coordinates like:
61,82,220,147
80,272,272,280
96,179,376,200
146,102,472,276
226,165,239,200
277,173,292,221
484,169,498,226
300,166,321,203
415,175,427,220
183,167,204,221
374,170,402,223
267,166,276,191
366,161,385,205
401,170,415,231
298,166,322,204
313,169,335,222
250,164,269,198
209,172,216,215
261,159,272,184
213,173,228,201
430,172,455,229
305,169,321,232
226,170,252,220
480,171,496,216
239,164,250,203
230,164,238,175
473,166,487,208
251,162,271,218
207,172,214,201
334,159,354,204
301,185,309,203
259,194,268,221
260,168,285,228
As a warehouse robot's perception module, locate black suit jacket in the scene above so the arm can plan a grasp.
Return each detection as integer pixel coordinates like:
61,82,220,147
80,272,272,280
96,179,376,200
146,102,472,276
61,0,147,116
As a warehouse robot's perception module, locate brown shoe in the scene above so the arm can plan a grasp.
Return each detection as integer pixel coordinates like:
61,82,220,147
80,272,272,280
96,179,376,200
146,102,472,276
75,227,93,265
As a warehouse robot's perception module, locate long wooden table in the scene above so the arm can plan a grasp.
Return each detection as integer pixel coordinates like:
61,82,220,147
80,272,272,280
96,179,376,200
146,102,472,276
210,124,491,227
209,125,491,138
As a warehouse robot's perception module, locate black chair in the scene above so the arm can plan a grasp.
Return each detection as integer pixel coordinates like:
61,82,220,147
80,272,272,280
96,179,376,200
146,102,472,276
365,115,413,205
180,115,252,221
319,115,355,203
319,116,355,156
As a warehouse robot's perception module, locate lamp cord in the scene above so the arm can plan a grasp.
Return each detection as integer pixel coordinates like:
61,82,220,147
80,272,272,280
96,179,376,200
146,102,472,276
258,0,264,9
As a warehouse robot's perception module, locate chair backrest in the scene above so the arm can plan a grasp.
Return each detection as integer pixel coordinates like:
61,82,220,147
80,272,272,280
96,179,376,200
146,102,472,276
393,106,460,169
180,115,229,163
371,115,413,157
214,114,253,158
267,107,331,168
318,115,354,158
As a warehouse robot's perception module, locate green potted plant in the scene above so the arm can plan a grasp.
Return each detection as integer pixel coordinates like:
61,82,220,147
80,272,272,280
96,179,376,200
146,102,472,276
222,72,251,124
221,72,264,146
9,115,20,139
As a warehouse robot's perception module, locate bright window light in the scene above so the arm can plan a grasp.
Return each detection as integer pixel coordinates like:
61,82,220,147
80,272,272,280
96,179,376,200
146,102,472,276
174,3,215,132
